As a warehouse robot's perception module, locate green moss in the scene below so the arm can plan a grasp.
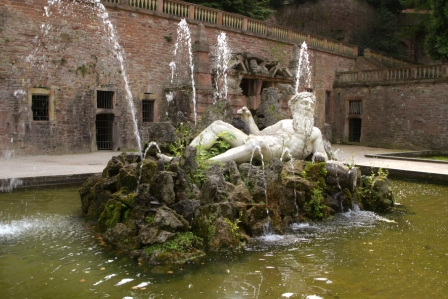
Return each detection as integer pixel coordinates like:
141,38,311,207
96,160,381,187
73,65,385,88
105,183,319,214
302,162,327,189
144,232,203,257
98,199,122,231
77,64,88,77
117,167,138,191
192,212,216,243
112,190,136,207
137,159,157,184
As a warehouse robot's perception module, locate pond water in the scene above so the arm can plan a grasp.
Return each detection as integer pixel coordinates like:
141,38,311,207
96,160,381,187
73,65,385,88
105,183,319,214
0,180,447,299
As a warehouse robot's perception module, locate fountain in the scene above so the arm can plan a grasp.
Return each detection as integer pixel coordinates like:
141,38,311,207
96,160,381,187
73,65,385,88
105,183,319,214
169,19,197,124
293,41,312,92
281,148,299,217
248,145,269,216
137,141,161,187
212,31,232,102
1,1,447,297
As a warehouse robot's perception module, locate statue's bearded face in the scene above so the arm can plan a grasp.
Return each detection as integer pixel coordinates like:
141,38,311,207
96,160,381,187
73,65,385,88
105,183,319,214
289,92,315,135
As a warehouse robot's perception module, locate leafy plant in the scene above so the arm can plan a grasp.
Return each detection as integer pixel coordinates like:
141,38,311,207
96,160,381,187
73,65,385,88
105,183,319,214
305,187,326,220
356,167,393,211
424,0,448,60
169,122,191,157
224,216,242,239
145,215,155,224
191,132,233,186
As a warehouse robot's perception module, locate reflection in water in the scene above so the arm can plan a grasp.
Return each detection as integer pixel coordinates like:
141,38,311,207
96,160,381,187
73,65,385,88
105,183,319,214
0,181,447,298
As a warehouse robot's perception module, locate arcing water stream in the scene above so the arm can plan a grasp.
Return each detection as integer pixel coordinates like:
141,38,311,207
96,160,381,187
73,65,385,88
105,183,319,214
212,31,232,102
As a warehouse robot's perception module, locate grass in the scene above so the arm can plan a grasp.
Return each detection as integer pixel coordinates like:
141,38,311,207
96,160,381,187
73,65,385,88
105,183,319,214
417,155,448,161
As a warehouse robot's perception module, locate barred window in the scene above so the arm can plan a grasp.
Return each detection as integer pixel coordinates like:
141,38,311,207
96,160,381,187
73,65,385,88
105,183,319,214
142,100,154,122
32,95,49,121
349,100,362,115
97,90,114,109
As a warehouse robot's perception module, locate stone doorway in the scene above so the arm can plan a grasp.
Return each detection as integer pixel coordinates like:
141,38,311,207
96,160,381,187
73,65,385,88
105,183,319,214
349,118,362,142
96,114,114,150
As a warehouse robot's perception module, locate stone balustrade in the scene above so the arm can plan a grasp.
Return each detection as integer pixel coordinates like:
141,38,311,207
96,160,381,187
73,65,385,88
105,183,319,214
101,0,358,57
364,48,414,68
335,64,448,84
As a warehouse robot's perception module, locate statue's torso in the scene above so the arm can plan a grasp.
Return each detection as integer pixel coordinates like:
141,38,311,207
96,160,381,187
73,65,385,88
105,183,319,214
250,119,315,160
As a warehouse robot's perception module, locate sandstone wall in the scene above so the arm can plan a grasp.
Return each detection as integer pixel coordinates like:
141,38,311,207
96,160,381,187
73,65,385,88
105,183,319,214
333,80,448,150
0,0,356,155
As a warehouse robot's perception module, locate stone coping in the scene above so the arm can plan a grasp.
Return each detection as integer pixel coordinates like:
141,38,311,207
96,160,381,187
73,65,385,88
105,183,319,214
365,151,448,164
356,165,448,185
0,173,98,192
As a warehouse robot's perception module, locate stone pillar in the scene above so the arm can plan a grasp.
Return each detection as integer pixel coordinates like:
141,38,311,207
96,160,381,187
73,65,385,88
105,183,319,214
192,23,213,120
192,23,212,89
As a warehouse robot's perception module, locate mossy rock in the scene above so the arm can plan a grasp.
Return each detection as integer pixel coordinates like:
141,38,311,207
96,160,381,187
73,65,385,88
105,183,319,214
102,156,125,178
280,160,314,191
112,189,137,208
357,176,394,212
117,165,138,191
149,248,206,264
138,158,158,184
98,199,124,231
302,162,327,189
144,232,205,264
79,174,103,214
103,222,140,251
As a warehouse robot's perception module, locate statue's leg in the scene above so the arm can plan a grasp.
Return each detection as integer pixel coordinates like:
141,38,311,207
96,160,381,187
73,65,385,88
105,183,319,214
209,143,254,163
190,120,248,149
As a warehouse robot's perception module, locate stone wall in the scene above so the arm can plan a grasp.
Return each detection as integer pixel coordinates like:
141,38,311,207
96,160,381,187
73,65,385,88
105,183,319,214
0,0,357,155
333,80,448,150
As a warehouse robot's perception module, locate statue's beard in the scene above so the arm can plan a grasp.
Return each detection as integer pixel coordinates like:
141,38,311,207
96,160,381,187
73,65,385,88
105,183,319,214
292,110,314,137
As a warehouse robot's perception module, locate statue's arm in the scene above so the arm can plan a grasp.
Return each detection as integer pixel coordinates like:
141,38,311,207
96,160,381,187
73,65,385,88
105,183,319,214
237,107,261,135
259,121,284,135
311,127,328,162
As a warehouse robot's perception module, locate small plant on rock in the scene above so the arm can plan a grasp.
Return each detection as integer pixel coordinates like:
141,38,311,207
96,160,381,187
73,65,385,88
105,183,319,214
305,187,327,220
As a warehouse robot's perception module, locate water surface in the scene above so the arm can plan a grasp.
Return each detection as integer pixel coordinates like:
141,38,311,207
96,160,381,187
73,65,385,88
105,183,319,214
0,181,447,298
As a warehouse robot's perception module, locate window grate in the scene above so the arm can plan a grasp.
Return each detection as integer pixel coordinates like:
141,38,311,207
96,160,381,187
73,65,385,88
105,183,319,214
96,114,113,150
142,100,154,122
349,100,362,115
32,95,49,121
97,91,114,109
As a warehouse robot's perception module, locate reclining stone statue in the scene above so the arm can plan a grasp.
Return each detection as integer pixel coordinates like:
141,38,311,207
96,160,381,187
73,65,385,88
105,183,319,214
159,91,328,164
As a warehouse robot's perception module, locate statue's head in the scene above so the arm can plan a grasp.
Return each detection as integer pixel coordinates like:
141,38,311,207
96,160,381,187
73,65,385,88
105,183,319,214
289,91,315,133
249,59,258,67
288,91,315,115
